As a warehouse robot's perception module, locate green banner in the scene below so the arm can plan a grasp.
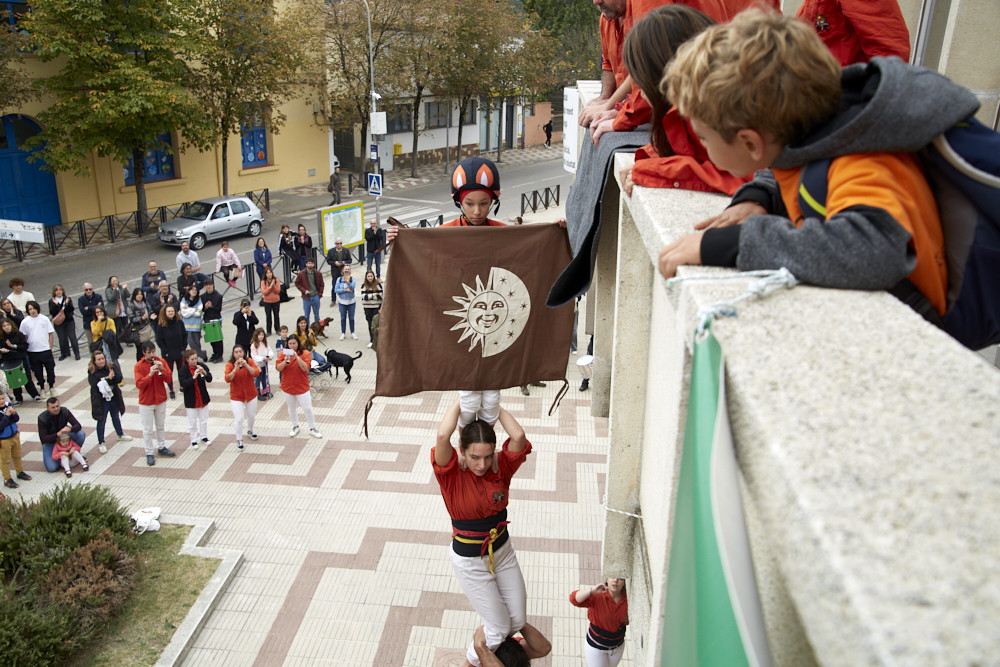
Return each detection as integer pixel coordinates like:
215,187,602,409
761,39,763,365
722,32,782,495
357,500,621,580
661,323,772,667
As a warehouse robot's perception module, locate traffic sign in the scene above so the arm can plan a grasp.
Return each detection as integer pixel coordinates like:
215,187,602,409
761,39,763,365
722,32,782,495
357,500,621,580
368,173,383,197
0,219,45,244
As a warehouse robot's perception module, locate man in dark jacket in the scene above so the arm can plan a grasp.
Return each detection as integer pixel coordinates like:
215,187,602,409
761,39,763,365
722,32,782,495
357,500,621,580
149,281,179,329
294,258,324,326
77,283,105,331
325,238,352,303
364,220,387,279
201,281,224,362
37,397,87,473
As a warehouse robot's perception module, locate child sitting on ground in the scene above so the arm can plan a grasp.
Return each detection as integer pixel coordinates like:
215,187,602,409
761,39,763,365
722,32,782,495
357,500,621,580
657,9,979,322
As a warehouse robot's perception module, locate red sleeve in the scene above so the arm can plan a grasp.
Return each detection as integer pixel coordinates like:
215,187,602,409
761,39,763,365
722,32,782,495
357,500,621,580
224,362,236,383
600,16,613,73
498,437,532,481
570,590,596,608
612,91,652,132
841,0,911,61
431,445,458,475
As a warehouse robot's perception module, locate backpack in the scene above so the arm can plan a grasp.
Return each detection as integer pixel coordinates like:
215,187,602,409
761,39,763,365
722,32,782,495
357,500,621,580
798,116,1000,350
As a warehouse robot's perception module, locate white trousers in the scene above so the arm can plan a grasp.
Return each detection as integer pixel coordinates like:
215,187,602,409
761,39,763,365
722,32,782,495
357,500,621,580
231,398,258,440
283,391,316,429
185,405,210,442
458,389,501,428
585,641,625,667
450,541,526,667
139,402,166,455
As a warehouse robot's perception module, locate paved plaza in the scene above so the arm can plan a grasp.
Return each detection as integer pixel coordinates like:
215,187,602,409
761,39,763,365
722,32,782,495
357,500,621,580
1,274,622,667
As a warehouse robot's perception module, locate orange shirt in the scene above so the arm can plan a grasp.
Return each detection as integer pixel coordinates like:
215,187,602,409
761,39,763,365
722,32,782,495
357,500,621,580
432,437,532,521
773,152,947,314
225,358,260,402
442,217,506,227
278,349,311,395
600,15,628,89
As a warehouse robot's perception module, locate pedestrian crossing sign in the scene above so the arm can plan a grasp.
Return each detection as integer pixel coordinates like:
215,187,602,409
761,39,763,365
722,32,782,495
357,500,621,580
368,173,383,197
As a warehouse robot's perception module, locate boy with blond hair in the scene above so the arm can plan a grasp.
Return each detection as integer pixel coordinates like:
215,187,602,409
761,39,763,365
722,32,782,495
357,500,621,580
657,10,980,322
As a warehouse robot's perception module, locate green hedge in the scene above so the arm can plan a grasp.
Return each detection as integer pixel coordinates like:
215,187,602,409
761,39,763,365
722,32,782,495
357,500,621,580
0,484,137,664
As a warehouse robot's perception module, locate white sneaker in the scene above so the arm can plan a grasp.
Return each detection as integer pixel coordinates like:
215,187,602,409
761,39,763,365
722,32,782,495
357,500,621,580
367,342,372,348
201,437,211,447
118,433,133,442
191,441,199,449
247,431,258,440
309,428,322,439
351,333,357,340
237,441,244,451
290,425,300,437
339,333,345,341
98,444,108,454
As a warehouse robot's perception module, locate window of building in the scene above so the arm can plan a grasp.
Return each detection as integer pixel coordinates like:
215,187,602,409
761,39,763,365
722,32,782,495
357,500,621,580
461,101,477,126
124,132,175,185
425,101,449,129
2,1,28,31
241,120,269,168
386,104,412,134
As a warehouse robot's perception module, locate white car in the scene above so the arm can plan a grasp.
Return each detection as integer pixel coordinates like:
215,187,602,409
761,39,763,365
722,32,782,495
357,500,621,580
158,195,263,250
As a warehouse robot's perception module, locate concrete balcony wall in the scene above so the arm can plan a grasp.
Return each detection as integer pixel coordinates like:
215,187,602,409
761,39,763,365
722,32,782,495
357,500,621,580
598,154,1000,666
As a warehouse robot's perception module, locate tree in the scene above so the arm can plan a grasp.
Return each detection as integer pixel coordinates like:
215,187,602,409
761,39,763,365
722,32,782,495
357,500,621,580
24,0,212,224
191,0,316,194
0,11,32,113
320,0,411,173
522,0,601,86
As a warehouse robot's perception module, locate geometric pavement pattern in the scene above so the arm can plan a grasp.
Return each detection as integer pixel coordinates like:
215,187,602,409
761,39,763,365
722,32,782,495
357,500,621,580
2,294,624,666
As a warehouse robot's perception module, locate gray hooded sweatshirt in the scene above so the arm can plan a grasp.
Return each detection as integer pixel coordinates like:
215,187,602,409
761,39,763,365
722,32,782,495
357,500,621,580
700,57,980,292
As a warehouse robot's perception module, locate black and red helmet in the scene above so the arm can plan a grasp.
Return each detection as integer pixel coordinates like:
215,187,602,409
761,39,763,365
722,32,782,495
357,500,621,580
451,157,501,212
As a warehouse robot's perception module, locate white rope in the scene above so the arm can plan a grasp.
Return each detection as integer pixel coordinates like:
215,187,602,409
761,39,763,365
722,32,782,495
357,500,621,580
666,268,797,336
605,506,643,520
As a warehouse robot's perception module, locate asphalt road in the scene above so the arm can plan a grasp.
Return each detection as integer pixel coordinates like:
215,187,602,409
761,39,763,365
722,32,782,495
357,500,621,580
4,160,573,309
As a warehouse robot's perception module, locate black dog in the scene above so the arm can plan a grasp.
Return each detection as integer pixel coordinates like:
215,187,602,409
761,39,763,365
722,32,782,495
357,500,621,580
325,349,362,383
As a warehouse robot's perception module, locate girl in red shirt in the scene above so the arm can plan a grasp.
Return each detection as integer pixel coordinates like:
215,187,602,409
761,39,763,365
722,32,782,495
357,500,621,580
224,345,260,451
433,399,531,667
177,349,212,449
274,335,322,439
570,578,629,666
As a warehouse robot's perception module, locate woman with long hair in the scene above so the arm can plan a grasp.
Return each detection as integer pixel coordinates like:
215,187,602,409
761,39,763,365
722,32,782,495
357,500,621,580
260,266,282,335
254,237,273,280
180,284,207,361
293,315,324,364
177,349,212,449
233,299,259,350
225,344,260,451
249,328,273,400
48,284,80,361
570,578,629,667
88,350,132,454
274,335,322,439
90,305,116,342
1,299,24,328
155,304,187,399
0,317,40,403
105,275,130,334
433,399,532,667
334,265,357,340
126,289,153,361
360,270,382,348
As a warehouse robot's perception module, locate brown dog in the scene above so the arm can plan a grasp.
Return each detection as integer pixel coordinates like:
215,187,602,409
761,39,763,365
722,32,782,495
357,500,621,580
310,318,332,339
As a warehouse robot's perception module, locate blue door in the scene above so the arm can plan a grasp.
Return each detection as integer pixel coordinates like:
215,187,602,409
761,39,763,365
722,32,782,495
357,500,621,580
0,115,62,226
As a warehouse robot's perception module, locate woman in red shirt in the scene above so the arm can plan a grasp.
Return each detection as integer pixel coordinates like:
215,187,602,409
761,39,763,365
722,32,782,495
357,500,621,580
570,578,629,666
225,345,260,451
274,335,322,439
433,399,531,667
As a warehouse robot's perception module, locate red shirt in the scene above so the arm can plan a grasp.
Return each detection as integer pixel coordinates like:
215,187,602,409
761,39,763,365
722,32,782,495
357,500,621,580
442,217,506,227
278,349,311,395
134,357,172,406
225,358,260,402
796,0,911,66
570,589,630,633
600,15,628,89
432,437,531,521
189,364,208,408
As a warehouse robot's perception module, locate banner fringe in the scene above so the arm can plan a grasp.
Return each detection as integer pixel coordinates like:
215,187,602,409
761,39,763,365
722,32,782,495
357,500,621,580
547,379,570,416
362,393,376,439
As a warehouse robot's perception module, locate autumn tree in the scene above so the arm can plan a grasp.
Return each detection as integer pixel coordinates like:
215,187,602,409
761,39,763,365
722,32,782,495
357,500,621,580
523,0,601,86
0,10,32,113
191,0,317,194
23,0,211,224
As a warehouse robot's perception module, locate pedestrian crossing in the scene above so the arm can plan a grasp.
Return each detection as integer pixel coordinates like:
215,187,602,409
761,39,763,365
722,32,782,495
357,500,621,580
299,203,447,227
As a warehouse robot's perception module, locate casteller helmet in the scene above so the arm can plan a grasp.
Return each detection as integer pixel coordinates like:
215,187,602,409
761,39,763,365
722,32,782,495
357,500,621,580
451,157,501,213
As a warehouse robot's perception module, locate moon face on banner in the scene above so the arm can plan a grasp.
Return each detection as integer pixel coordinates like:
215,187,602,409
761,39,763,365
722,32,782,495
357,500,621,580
444,267,531,357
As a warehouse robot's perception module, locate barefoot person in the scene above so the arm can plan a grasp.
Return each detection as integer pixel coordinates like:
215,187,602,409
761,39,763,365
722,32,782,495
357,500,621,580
433,399,532,667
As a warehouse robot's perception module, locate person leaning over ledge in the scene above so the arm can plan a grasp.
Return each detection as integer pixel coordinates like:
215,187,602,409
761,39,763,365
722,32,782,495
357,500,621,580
37,396,87,473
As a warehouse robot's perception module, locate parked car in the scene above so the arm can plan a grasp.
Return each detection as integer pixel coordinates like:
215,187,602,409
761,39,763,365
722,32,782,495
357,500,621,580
158,195,263,250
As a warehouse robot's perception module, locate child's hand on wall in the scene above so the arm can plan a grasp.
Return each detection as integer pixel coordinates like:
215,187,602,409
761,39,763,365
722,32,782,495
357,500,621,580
693,201,766,230
658,232,704,279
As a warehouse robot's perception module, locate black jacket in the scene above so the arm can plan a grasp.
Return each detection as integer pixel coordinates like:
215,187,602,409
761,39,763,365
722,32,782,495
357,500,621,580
232,311,259,349
77,292,104,326
89,364,126,421
155,318,187,362
149,291,179,318
0,330,29,363
201,290,223,322
37,407,83,444
48,297,75,323
364,226,386,251
177,361,213,408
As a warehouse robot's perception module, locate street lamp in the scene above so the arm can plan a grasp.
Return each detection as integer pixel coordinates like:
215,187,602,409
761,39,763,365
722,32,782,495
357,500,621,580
358,0,381,231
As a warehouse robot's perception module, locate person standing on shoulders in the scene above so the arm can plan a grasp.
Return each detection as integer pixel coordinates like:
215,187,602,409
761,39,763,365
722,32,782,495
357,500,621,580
77,283,104,332
48,284,80,361
134,341,176,466
177,349,212,450
294,257,324,327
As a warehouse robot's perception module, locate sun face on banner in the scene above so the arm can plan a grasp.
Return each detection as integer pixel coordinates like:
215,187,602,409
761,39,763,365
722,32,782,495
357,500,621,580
444,267,531,357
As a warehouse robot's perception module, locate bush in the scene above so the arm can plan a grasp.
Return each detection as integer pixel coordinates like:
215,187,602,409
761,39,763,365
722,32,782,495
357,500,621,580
0,485,139,664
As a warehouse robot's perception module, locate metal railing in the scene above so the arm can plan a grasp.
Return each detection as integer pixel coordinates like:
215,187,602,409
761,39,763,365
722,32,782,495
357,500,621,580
0,189,270,263
520,184,561,216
